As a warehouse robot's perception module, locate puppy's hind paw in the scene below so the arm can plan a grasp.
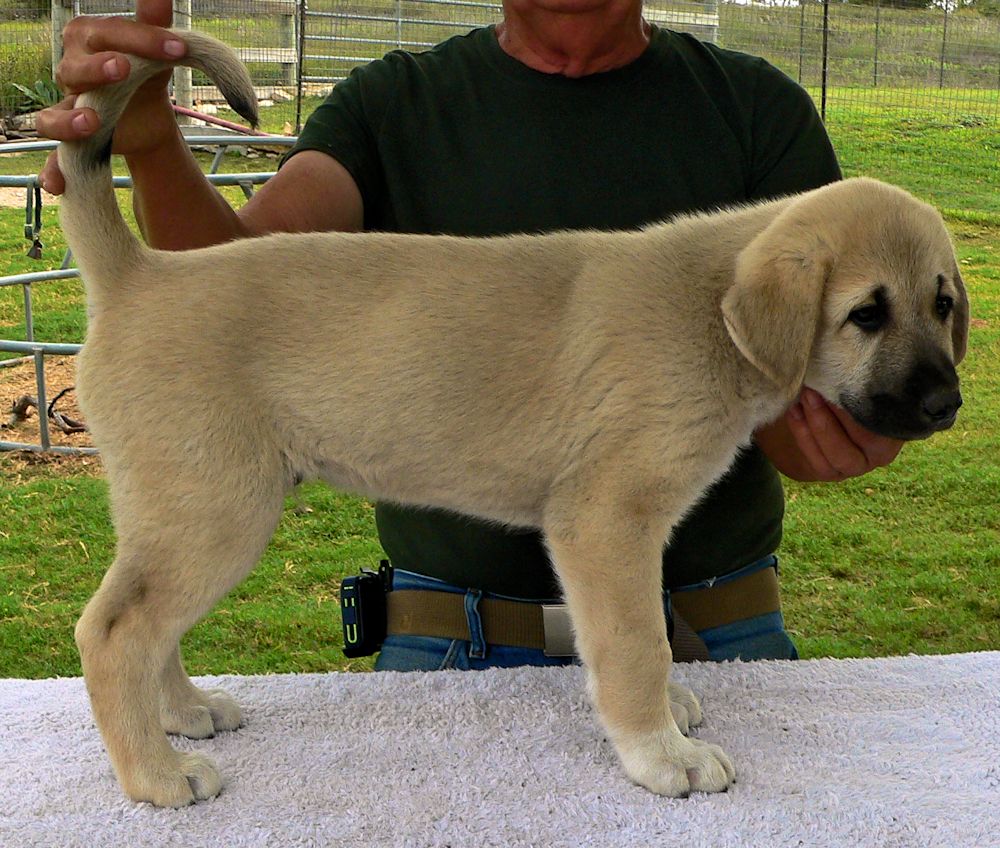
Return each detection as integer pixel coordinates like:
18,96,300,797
125,752,223,807
182,752,224,802
161,703,216,739
161,689,242,738
203,688,242,732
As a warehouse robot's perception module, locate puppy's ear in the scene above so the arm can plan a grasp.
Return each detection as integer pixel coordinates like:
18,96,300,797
950,264,970,365
722,221,829,392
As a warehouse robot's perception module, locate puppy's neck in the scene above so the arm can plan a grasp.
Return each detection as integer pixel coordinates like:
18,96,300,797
734,364,798,433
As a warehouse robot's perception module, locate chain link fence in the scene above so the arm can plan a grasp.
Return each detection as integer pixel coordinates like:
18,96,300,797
1,1,999,212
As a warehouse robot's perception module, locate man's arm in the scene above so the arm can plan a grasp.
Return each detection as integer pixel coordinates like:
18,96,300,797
126,135,364,247
36,0,363,247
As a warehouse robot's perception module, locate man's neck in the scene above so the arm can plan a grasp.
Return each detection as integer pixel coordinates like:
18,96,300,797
495,1,650,77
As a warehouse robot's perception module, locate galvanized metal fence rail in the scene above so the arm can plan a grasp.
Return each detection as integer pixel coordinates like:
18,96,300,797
0,134,297,456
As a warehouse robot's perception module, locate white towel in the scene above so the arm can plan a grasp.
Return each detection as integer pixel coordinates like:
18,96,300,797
1,652,998,847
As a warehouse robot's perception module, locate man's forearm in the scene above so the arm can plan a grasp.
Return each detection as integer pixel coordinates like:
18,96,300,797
127,129,248,250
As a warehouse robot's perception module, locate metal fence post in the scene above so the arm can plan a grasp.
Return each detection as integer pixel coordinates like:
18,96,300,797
798,0,806,85
23,283,34,342
940,2,949,90
821,0,829,122
32,347,50,452
50,0,74,75
281,4,298,86
174,0,193,119
296,0,307,134
874,0,881,88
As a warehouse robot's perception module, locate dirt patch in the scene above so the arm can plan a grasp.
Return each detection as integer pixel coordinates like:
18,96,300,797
0,185,59,208
0,444,101,479
1,355,99,477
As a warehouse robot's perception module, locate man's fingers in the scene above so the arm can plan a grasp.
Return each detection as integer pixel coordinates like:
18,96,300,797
62,15,185,62
56,51,131,95
772,390,905,483
38,151,65,196
828,403,904,468
785,402,842,481
35,96,100,142
35,101,79,194
40,10,186,145
798,389,869,478
34,2,180,196
56,16,185,99
36,98,96,193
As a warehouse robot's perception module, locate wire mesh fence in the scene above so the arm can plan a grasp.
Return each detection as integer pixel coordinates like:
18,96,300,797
717,2,1000,214
1,0,999,213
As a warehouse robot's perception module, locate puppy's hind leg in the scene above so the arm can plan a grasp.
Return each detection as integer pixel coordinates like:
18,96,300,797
75,462,285,807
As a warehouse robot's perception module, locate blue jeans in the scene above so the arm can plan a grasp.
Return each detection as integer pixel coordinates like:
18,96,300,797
374,558,798,672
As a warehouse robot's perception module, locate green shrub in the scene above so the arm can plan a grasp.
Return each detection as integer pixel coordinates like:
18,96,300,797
0,30,51,119
10,78,60,110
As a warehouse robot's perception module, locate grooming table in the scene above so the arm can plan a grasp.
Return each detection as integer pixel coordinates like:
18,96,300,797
2,653,997,847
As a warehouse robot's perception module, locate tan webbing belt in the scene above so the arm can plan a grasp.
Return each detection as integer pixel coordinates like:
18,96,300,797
388,591,548,651
385,564,781,662
669,565,781,632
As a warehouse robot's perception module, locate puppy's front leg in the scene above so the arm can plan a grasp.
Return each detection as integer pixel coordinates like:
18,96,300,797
545,507,734,796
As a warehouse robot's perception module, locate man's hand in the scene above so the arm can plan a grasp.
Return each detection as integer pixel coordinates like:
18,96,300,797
36,0,184,195
756,388,904,482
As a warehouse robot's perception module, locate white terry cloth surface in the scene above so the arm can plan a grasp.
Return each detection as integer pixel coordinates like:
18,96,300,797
1,652,998,848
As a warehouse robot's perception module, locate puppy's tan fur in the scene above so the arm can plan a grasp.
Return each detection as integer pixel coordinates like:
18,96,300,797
59,32,969,807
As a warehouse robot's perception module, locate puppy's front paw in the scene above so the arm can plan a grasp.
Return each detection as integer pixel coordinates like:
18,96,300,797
668,681,703,734
616,729,735,797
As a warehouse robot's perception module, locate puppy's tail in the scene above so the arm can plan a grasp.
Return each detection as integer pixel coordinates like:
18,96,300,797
57,30,257,293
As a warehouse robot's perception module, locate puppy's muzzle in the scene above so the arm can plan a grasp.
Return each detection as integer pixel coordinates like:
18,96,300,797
846,356,962,441
920,385,962,431
906,356,963,436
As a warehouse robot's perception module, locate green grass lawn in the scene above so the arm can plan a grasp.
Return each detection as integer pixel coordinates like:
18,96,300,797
2,99,999,679
821,88,1000,220
778,217,1000,658
0,472,383,677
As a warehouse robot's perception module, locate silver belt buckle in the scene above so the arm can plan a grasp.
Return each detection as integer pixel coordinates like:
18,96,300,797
541,604,575,657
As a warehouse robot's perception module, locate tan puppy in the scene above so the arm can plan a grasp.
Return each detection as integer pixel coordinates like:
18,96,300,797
59,32,969,807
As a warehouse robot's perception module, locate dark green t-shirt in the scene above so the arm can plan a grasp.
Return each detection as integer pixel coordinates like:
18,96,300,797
287,25,841,598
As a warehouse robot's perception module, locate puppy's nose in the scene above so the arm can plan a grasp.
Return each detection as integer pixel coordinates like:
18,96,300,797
922,388,962,425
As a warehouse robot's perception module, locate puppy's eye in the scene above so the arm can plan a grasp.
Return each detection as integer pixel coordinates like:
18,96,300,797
848,303,886,331
936,295,954,319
